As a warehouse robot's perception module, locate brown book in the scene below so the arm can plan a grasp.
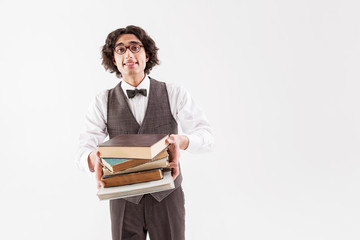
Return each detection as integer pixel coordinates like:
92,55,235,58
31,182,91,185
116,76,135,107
102,169,164,187
98,134,169,159
102,149,169,173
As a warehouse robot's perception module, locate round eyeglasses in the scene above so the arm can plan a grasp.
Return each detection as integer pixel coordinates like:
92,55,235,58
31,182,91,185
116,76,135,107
114,44,144,55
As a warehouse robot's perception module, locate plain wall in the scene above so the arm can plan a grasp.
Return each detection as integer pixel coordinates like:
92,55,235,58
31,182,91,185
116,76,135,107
1,0,359,239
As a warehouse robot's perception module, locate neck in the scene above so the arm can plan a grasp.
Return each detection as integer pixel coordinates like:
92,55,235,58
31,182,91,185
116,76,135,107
123,73,146,87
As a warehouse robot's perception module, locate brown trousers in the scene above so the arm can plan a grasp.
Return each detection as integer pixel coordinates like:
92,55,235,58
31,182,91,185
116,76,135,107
110,187,185,240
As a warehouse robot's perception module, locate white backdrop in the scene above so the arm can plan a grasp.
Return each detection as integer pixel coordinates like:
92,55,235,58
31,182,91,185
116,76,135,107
0,0,359,239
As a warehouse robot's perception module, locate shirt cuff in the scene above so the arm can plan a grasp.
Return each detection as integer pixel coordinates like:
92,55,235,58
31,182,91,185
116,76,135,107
80,149,96,176
185,134,202,153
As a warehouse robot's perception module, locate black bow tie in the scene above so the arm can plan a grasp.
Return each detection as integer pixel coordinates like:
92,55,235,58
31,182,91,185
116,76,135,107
126,89,147,99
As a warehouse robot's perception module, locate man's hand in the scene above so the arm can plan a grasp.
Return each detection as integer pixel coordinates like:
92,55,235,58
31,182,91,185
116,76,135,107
166,135,180,180
88,150,105,189
166,134,188,180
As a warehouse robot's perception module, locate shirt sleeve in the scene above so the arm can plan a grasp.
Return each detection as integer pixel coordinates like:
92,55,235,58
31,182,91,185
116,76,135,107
169,83,214,153
76,90,109,174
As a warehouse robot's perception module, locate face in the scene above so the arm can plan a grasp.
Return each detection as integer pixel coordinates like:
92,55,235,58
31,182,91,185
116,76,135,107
113,34,149,79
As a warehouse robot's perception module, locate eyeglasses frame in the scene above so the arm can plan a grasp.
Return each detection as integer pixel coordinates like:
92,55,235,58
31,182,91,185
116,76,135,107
113,43,144,55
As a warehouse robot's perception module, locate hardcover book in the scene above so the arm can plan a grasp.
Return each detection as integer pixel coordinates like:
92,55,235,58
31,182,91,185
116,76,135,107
97,171,174,201
101,158,150,173
98,134,169,159
101,149,169,173
103,153,169,177
102,169,164,187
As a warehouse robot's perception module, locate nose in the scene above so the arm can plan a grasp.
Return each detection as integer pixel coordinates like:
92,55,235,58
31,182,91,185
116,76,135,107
124,48,134,58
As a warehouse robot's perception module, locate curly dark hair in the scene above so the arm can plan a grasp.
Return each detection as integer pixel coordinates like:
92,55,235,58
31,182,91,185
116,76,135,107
101,25,160,78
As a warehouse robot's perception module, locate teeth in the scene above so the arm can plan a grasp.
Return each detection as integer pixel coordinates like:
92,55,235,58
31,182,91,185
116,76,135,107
125,62,135,65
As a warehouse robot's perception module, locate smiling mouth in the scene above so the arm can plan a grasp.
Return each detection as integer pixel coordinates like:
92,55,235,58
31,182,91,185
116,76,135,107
124,62,137,66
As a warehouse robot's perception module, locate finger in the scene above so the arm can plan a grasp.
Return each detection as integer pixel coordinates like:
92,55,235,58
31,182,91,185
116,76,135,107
167,143,179,158
96,169,105,189
97,180,105,189
166,135,175,144
95,164,104,186
168,162,178,168
96,175,103,187
169,149,179,163
95,167,103,177
96,168,102,178
95,158,103,167
172,167,179,180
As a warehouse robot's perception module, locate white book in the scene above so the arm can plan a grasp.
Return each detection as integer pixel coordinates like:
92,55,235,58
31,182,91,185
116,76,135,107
97,171,174,201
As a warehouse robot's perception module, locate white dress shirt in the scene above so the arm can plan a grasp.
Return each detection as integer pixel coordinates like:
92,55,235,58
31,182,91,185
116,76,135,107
76,76,214,174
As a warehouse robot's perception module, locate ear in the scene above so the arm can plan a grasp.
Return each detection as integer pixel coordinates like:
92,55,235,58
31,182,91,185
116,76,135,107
113,57,117,66
146,54,149,62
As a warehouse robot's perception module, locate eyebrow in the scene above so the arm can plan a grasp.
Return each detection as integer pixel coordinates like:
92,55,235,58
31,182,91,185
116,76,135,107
114,41,141,48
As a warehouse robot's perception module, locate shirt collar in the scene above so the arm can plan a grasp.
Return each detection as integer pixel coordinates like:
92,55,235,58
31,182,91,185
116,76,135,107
121,75,150,98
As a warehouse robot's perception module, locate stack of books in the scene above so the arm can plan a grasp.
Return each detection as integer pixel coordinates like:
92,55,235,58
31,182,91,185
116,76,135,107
96,134,175,200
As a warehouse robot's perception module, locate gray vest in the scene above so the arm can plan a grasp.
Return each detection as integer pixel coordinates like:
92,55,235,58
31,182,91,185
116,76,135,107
106,77,183,204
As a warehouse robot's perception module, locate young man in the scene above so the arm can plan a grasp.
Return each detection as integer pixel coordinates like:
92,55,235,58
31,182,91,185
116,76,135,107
77,25,214,240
